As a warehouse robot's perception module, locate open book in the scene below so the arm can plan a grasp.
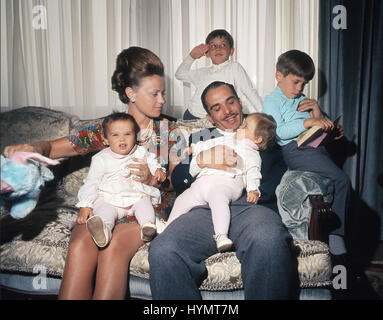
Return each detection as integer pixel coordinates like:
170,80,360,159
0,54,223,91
297,115,341,148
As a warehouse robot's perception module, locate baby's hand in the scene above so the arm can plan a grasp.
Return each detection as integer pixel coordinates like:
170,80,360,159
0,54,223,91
77,207,93,224
247,190,260,204
154,168,167,183
190,44,209,59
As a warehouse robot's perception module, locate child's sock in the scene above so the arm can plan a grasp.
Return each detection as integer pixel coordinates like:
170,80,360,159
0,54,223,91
329,234,347,255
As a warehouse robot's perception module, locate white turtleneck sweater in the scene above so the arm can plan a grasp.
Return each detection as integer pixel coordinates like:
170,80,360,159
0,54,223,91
175,55,263,118
76,146,164,209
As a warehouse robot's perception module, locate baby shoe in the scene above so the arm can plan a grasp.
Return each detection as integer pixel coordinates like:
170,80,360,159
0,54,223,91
141,222,157,242
213,234,233,252
86,216,112,248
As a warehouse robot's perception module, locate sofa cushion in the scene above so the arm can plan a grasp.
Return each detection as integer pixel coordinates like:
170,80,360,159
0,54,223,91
0,107,76,151
175,118,213,142
0,206,77,277
130,239,332,290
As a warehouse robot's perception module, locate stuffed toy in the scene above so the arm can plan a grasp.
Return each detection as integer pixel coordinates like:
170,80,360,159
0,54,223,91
0,152,60,219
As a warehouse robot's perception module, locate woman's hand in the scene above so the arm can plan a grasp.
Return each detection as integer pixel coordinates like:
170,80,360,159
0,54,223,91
77,207,93,224
3,144,37,158
3,138,77,159
196,145,238,171
128,158,156,186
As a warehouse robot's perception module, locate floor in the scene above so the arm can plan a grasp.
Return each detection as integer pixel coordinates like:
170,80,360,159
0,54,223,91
332,241,383,300
331,269,382,300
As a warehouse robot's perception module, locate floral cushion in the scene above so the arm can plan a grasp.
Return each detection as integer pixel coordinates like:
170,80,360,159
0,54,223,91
0,206,77,277
130,240,332,290
175,118,213,142
0,106,75,151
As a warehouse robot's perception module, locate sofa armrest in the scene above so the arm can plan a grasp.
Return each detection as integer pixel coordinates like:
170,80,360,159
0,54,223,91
276,170,334,240
307,195,338,244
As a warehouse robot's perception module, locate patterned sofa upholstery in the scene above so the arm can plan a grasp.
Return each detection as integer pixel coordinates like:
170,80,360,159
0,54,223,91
0,107,333,299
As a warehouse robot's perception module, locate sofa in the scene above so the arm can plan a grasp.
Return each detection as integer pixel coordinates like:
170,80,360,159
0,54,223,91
0,106,334,299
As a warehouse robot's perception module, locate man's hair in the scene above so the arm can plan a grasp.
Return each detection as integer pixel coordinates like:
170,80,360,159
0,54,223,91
276,50,315,81
205,29,234,49
102,112,139,139
201,81,239,114
247,113,278,151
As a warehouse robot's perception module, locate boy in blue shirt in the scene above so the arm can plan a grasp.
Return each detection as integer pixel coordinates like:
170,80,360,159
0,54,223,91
263,50,351,262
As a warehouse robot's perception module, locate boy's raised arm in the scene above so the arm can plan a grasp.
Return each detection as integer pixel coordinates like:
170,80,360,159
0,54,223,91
175,44,209,82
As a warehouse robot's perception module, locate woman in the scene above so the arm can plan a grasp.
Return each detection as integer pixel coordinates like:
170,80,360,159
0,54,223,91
3,47,186,299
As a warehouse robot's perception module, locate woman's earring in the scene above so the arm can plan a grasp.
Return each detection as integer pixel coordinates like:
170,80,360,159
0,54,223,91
131,98,135,103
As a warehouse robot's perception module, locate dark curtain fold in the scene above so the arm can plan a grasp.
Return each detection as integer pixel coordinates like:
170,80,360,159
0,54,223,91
318,0,383,268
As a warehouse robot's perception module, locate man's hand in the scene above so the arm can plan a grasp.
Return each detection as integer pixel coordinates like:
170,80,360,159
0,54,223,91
247,190,260,204
196,145,238,171
154,168,167,184
77,207,93,224
190,44,209,59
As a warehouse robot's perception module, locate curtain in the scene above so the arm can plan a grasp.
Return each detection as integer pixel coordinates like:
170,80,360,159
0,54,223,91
1,0,319,119
319,0,383,263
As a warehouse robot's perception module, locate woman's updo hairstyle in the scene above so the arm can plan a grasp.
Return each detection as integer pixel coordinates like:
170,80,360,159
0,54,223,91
111,46,164,104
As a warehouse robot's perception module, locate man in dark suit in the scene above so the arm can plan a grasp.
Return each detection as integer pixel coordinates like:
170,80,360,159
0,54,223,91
149,81,296,299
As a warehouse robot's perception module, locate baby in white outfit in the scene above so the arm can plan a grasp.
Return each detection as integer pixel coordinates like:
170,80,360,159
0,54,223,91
167,113,277,252
76,112,166,247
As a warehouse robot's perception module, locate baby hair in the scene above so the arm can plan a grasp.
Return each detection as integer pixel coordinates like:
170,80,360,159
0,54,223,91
247,113,278,151
102,112,139,140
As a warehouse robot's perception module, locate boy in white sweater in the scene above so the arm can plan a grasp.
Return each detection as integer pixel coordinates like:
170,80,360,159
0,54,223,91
176,29,262,119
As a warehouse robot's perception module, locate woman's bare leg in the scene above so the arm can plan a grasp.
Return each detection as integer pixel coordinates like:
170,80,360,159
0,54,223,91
92,222,143,300
58,224,99,299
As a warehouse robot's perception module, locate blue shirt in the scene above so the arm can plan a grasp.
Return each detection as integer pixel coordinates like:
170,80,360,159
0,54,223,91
263,86,309,146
